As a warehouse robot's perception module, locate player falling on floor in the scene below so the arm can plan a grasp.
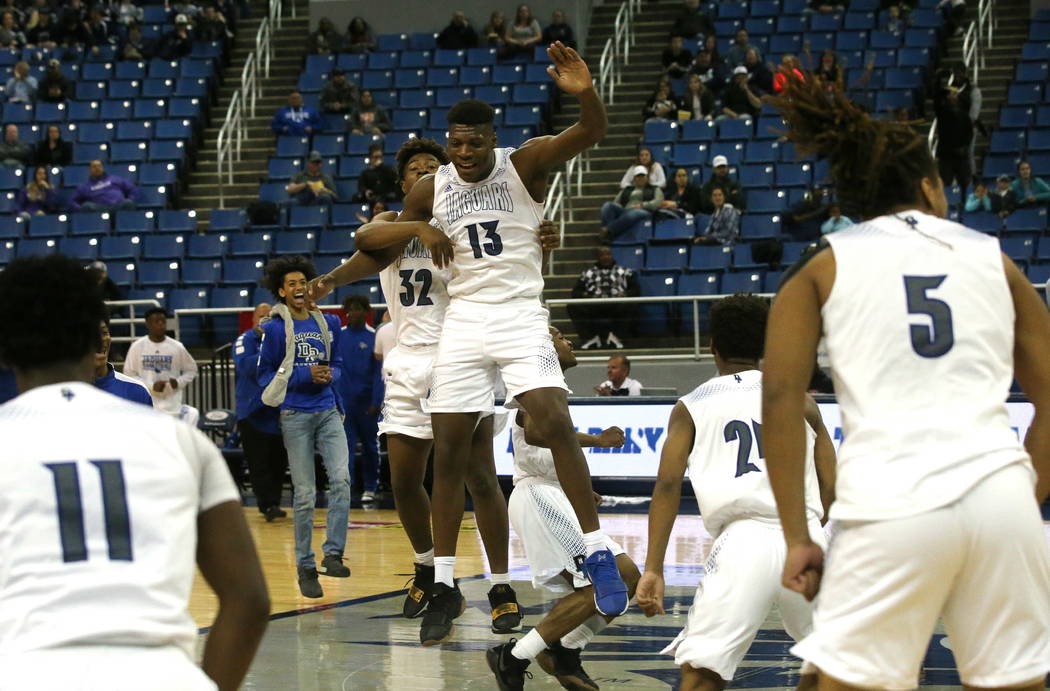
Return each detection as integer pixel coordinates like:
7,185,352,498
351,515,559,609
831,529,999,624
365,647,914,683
353,41,629,647
636,294,836,691
487,326,640,691
762,74,1050,690
0,255,270,691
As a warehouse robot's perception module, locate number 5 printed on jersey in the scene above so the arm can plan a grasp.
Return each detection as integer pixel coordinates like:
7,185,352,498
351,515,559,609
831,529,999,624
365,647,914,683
465,220,503,258
903,275,954,358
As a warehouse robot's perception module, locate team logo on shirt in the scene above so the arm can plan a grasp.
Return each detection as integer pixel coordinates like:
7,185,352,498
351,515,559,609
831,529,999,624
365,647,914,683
141,354,174,373
444,181,515,226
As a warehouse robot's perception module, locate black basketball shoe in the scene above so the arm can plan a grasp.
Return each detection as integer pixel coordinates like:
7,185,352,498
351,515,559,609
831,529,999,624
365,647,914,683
403,563,434,618
536,641,599,691
488,583,523,633
486,641,533,691
419,580,465,646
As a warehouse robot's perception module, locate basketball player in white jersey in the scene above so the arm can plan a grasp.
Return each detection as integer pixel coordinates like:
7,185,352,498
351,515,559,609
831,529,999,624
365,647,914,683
487,326,640,691
762,75,1050,690
635,294,836,691
348,41,628,644
0,255,269,691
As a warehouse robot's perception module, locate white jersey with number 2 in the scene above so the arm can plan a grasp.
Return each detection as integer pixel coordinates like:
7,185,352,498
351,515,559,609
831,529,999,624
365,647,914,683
377,226,452,348
680,370,824,538
430,147,544,303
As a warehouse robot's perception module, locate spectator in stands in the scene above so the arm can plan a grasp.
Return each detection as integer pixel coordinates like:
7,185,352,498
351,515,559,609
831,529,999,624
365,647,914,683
87,260,126,312
34,126,71,166
807,0,845,14
700,155,745,213
814,49,841,83
1011,161,1050,208
670,0,714,40
196,5,230,42
505,3,542,58
600,165,664,240
72,160,137,211
172,0,202,20
0,124,31,167
437,10,478,50
115,0,143,26
782,186,830,240
744,48,774,95
0,11,24,49
695,186,740,245
356,143,400,203
965,182,992,212
482,10,507,47
662,35,692,79
234,302,289,523
5,61,35,104
990,173,1017,216
821,204,854,234
271,90,322,137
719,66,762,122
725,28,758,68
773,55,805,93
689,49,727,97
681,73,715,120
15,166,60,219
287,151,337,206
660,167,705,217
336,294,383,503
703,35,723,64
84,7,111,47
643,82,679,124
349,89,391,135
320,68,358,115
936,0,966,36
124,307,200,426
595,356,642,394
541,9,575,49
569,246,639,350
307,17,343,54
0,0,23,26
884,4,909,31
25,11,58,49
934,84,972,205
59,0,86,26
121,24,153,60
57,11,90,46
156,13,192,58
620,147,666,189
344,16,375,53
356,199,387,224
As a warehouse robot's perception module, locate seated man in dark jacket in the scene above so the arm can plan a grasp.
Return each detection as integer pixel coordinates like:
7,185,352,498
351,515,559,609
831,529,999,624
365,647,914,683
354,144,400,202
437,11,478,49
699,155,746,213
600,166,664,239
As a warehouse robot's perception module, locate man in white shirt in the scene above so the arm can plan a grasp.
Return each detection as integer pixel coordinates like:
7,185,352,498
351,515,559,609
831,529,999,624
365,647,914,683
373,310,395,363
595,355,642,396
124,308,200,425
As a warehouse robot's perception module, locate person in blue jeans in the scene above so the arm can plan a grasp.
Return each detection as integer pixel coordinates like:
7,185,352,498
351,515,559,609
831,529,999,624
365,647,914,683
600,165,663,240
258,255,352,599
336,294,384,503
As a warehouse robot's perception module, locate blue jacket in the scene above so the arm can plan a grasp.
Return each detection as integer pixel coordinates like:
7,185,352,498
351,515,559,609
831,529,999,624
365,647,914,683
257,312,343,413
335,323,384,411
233,327,280,434
270,105,323,136
94,363,154,407
0,367,16,404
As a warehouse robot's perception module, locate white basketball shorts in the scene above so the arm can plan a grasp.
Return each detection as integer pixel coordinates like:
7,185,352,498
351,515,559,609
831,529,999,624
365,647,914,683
508,478,625,594
793,461,1050,690
378,345,438,439
663,517,826,680
427,298,568,414
1,644,217,690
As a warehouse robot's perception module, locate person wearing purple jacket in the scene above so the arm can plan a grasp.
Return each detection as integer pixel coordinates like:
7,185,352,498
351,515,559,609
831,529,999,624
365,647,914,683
72,160,137,211
270,90,323,137
15,165,62,220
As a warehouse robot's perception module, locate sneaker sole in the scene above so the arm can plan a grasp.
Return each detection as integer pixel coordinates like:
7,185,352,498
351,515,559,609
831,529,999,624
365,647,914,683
319,568,351,578
491,615,523,634
535,652,599,691
593,591,628,617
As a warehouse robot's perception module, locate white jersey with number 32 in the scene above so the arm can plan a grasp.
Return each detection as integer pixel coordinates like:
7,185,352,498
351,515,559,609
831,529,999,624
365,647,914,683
430,147,544,303
821,211,1029,522
680,370,823,538
378,227,452,348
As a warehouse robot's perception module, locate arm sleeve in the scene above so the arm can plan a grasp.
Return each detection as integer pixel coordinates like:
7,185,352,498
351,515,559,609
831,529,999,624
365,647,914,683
963,195,979,212
619,167,632,188
308,109,323,130
1036,180,1050,201
133,383,154,407
176,343,197,386
629,380,643,396
270,109,284,133
649,163,666,188
642,187,664,210
123,341,142,379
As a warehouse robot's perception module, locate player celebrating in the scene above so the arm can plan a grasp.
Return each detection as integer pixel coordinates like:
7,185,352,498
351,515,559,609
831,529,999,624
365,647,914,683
0,255,269,690
762,75,1050,689
635,294,836,691
354,41,628,645
487,326,640,691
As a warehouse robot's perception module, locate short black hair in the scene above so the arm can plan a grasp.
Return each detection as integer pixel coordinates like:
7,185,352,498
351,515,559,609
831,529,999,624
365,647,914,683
263,255,317,300
447,99,495,127
396,137,449,180
709,293,769,361
342,294,370,312
0,255,106,371
144,307,168,320
368,142,383,155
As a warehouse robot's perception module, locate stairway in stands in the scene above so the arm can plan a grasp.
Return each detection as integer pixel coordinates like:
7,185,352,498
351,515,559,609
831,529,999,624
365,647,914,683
544,3,680,347
180,0,309,221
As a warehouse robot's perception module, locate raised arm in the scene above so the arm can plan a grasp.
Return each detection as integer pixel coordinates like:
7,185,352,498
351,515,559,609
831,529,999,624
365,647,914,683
803,393,837,521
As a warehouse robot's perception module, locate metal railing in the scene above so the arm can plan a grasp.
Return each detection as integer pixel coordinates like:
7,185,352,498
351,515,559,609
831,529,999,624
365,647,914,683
106,299,163,343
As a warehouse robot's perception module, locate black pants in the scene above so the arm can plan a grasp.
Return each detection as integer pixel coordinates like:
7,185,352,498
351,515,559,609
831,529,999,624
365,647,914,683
938,146,971,202
567,302,636,343
238,418,288,512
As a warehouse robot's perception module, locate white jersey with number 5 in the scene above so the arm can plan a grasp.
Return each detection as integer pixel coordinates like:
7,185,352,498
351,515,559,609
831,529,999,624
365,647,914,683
0,382,239,658
821,211,1029,522
681,370,823,538
378,228,452,348
430,147,544,303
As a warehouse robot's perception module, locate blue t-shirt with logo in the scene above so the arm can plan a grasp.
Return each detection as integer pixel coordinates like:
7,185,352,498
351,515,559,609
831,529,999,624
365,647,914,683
257,313,343,413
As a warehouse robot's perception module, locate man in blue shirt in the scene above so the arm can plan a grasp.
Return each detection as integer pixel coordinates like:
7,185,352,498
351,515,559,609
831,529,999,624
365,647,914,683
270,90,323,137
95,318,152,406
257,256,351,599
336,295,384,503
234,302,289,523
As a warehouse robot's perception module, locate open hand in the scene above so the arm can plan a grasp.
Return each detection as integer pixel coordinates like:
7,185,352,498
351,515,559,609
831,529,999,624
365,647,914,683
310,365,333,385
546,41,594,95
417,223,455,268
636,571,666,616
782,540,825,601
307,273,336,302
597,426,626,448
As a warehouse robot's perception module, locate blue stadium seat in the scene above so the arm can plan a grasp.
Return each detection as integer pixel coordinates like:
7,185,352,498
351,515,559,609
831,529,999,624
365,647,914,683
679,120,715,143
653,218,694,241
182,259,223,285
689,244,733,271
677,271,721,333
746,17,776,34
168,97,202,120
115,210,156,234
142,234,185,259
210,286,252,308
436,87,473,107
423,68,457,88
393,109,427,130
75,82,106,101
722,270,764,293
208,208,246,232
740,164,774,188
336,54,368,71
610,217,653,245
110,141,148,163
186,234,225,258
100,235,140,260
116,120,154,141
377,34,408,52
747,189,789,213
1029,130,1050,152
16,237,58,258
69,101,100,122
1016,62,1049,82
59,236,100,261
227,231,271,257
434,49,466,67
1004,207,1048,233
717,118,752,141
0,167,24,191
27,214,69,238
157,210,198,234
744,140,780,163
410,32,437,50
267,157,301,180
1008,84,1042,106
989,130,1026,154
644,120,678,144
138,259,180,285
983,154,1021,178
1001,236,1036,261
611,245,645,270
399,88,434,108
100,99,133,121
68,211,110,237
401,50,432,68
513,84,549,104
288,206,328,230
904,28,937,47
330,204,364,229
741,214,781,239
962,211,1002,234
0,216,24,240
223,257,266,285
383,132,417,154
844,12,876,29
169,287,209,310
394,69,425,90
460,66,491,86
504,104,543,127
148,59,179,79
646,243,690,270
493,64,525,84
318,228,357,254
105,261,135,286
999,106,1034,129
74,142,109,164
274,230,318,254
139,162,178,186
637,272,678,334
466,47,497,66
135,186,169,209
672,143,708,167
34,101,66,123
775,163,812,187
340,155,369,178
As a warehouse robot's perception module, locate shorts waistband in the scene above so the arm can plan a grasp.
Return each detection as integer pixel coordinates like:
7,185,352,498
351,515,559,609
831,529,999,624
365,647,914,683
450,295,544,308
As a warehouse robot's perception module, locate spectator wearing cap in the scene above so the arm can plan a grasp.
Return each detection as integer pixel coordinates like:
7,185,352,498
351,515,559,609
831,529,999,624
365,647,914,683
600,165,663,240
990,174,1017,217
719,65,762,121
271,90,322,137
287,151,337,206
320,68,359,114
437,10,479,50
156,13,193,59
5,61,36,103
355,143,399,203
71,160,137,211
699,155,745,213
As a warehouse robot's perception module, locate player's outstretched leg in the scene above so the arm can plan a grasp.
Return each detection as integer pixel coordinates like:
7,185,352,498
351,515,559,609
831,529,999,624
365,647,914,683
387,433,436,618
515,387,628,616
467,415,521,634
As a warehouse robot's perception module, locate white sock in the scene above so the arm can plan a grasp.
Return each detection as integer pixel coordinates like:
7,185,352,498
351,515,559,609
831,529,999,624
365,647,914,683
511,628,547,661
561,615,607,650
490,572,511,586
413,549,435,567
582,530,608,558
434,556,455,587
